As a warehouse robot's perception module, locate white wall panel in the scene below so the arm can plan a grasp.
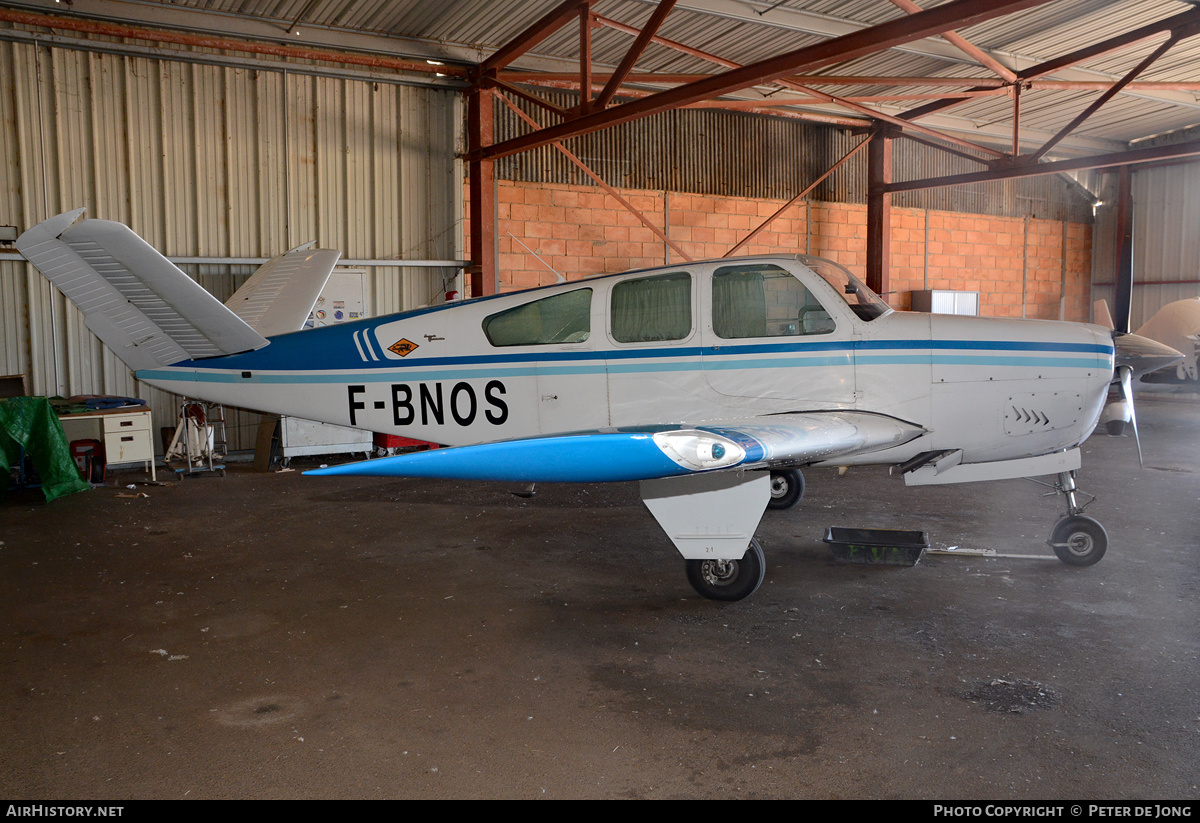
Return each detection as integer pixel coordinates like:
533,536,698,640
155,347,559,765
0,37,462,453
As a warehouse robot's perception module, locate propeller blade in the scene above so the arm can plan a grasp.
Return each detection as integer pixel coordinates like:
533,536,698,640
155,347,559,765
1117,364,1143,468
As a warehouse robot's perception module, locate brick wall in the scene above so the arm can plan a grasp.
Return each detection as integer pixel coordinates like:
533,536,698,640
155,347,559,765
469,180,1092,322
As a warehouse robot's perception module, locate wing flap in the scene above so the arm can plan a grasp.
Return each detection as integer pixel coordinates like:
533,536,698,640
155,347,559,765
304,412,926,483
17,210,269,371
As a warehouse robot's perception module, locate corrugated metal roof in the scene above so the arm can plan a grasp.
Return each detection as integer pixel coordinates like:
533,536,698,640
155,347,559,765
11,0,1200,151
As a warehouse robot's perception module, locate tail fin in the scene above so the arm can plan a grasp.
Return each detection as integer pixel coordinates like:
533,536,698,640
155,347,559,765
225,242,340,336
1093,299,1115,330
17,209,269,371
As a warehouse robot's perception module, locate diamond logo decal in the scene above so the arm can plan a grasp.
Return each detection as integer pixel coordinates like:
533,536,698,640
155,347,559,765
388,338,419,357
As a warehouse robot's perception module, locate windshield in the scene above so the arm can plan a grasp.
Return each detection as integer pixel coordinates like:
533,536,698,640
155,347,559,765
798,256,892,322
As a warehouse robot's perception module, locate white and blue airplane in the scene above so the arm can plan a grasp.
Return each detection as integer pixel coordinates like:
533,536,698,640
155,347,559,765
17,209,1182,601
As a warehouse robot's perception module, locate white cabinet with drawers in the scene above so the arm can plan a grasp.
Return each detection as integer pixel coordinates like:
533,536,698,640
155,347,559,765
59,407,157,481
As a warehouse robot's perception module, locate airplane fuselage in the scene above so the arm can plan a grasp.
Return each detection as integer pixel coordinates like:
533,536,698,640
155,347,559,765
136,255,1114,470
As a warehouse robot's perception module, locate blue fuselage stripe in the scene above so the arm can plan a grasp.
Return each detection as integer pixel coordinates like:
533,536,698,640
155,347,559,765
138,341,1113,385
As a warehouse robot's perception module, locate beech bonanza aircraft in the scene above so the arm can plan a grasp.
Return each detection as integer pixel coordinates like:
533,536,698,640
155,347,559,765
18,210,1182,601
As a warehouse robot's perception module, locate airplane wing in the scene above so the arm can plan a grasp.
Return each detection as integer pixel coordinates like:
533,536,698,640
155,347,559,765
225,243,341,336
305,411,926,483
16,209,269,370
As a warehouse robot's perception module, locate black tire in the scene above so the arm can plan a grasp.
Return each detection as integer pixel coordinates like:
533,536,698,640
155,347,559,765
685,538,766,601
1049,515,1108,567
767,469,804,510
1105,419,1127,436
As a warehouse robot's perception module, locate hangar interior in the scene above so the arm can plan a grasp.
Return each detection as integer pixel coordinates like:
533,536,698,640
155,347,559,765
2,0,1200,800
4,0,1200,448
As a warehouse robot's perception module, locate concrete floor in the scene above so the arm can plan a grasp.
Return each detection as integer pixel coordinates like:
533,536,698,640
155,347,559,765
1,398,1198,799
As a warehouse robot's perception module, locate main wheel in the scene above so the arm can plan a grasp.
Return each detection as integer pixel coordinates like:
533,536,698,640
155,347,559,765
767,469,805,510
1049,515,1108,567
685,538,766,602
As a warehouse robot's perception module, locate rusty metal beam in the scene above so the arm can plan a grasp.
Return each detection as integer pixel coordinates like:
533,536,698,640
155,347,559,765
1027,32,1183,163
505,73,1200,93
485,77,570,118
499,71,1013,88
867,131,894,297
899,131,993,166
901,5,1200,123
1113,166,1134,334
578,6,593,115
682,90,1005,105
594,12,740,70
0,7,466,78
594,0,677,111
589,6,1011,160
884,0,1017,82
468,88,498,297
478,0,588,75
884,139,1200,193
472,0,1057,162
1018,7,1200,81
785,80,1006,158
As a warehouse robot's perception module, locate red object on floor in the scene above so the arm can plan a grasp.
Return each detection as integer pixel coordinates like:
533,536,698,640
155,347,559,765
372,433,439,450
70,438,106,483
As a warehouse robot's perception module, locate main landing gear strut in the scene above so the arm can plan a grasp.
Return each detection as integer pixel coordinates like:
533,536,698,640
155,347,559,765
1046,471,1107,567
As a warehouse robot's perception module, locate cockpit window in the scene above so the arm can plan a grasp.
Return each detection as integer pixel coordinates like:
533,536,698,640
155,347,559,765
611,271,692,343
798,255,892,321
712,263,834,338
483,288,592,346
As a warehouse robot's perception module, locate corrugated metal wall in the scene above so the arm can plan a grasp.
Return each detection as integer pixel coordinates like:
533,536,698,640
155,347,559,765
495,91,1097,223
0,37,462,451
1091,162,1200,330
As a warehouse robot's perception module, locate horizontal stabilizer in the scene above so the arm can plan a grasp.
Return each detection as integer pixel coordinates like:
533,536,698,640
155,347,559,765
226,244,341,336
306,411,926,484
16,210,269,371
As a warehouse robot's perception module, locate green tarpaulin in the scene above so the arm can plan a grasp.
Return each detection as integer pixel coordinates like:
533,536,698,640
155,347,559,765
0,397,91,502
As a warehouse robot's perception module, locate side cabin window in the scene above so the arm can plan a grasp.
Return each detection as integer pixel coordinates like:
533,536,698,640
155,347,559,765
482,288,592,347
611,271,693,343
712,263,834,338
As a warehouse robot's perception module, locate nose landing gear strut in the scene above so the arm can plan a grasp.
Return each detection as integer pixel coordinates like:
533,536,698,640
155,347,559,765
1045,471,1107,567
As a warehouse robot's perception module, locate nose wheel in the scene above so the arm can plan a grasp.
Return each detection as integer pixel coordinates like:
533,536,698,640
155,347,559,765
685,538,765,601
1045,471,1108,566
1049,515,1108,566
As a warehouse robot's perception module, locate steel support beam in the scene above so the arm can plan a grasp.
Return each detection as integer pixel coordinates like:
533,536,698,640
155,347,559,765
1027,32,1185,163
901,6,1200,124
884,139,1200,193
884,0,1017,82
472,0,1057,162
1113,166,1134,334
578,6,594,115
594,0,676,111
478,0,588,75
468,88,498,297
867,130,894,298
591,6,1007,159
